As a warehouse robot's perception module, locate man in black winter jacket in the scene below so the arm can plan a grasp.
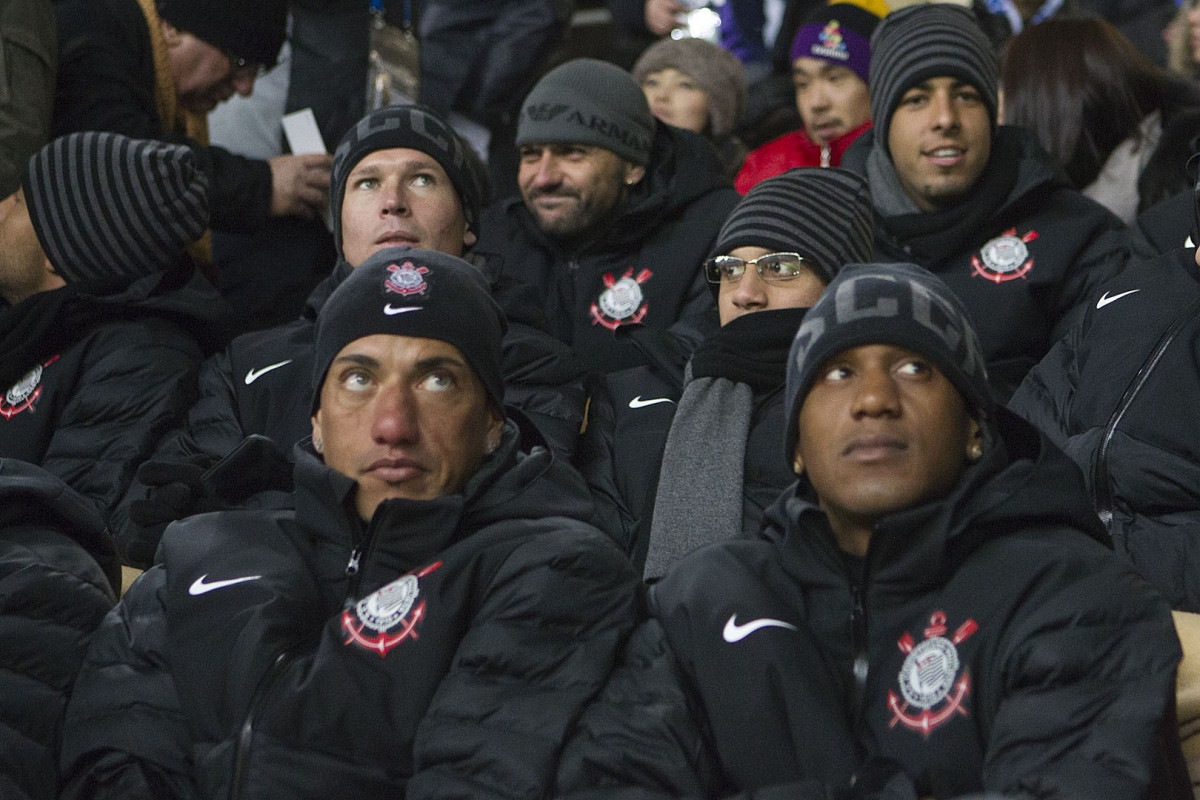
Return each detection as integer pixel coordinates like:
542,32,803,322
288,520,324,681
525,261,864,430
557,262,1188,799
840,3,1127,401
116,104,593,568
59,248,640,800
476,58,741,374
0,131,226,521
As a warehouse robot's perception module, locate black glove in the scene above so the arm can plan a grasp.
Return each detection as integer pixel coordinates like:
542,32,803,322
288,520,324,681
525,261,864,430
125,455,221,567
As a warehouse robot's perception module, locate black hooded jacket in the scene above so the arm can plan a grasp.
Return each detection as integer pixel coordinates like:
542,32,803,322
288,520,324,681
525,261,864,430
557,408,1188,799
476,123,740,373
61,422,640,799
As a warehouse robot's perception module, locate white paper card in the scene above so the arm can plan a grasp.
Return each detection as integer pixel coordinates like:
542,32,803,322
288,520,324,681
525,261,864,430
282,108,326,155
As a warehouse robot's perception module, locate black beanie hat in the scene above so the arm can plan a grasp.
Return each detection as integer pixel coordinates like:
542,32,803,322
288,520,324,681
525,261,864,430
517,58,655,166
23,132,209,288
783,262,991,458
330,104,485,259
869,4,999,155
709,168,874,285
312,247,507,412
157,0,288,67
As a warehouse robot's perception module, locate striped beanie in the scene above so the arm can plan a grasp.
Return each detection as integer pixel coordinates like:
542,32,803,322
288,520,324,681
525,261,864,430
709,167,874,285
632,37,748,141
22,132,209,288
869,4,999,154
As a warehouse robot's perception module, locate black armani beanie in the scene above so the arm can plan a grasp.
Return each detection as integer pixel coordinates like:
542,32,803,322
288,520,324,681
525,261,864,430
330,104,485,259
869,4,999,155
23,132,209,288
784,262,991,458
157,0,288,67
709,167,874,285
312,246,507,412
517,58,655,166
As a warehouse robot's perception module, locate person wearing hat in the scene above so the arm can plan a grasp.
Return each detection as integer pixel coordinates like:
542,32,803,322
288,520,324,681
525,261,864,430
839,2,1127,402
51,0,333,238
578,168,874,574
476,57,741,374
0,131,227,521
734,2,880,194
113,104,594,569
632,36,749,179
558,262,1189,799
59,246,639,800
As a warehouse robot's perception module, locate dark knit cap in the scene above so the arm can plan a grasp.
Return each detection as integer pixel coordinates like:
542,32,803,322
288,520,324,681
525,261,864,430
709,168,874,284
632,37,747,141
784,262,991,456
22,132,209,288
330,104,486,259
869,4,999,154
517,58,655,166
312,247,507,412
157,0,288,67
790,3,880,85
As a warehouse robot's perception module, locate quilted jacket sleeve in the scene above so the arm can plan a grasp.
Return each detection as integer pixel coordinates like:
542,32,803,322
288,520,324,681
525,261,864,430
406,530,641,799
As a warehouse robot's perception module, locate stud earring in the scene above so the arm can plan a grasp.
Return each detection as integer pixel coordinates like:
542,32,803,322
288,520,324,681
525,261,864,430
969,442,983,462
486,439,499,455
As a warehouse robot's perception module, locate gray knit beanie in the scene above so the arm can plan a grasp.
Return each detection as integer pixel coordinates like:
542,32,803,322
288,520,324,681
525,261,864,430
23,132,209,288
784,262,991,458
517,58,656,166
632,38,747,141
869,4,999,155
709,168,874,284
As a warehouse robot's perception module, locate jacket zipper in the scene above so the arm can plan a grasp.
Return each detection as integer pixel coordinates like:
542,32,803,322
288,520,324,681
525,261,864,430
820,144,831,168
847,555,870,727
230,650,295,800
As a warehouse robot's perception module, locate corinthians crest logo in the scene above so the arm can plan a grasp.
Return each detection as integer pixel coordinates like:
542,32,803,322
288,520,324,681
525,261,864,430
385,261,430,296
342,560,442,657
887,611,977,737
1,355,58,420
590,267,652,331
971,228,1038,283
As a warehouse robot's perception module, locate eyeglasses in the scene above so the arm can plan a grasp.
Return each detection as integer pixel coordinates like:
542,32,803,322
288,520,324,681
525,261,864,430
704,252,814,285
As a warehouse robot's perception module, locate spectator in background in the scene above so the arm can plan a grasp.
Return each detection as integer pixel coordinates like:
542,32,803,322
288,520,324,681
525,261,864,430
0,0,55,198
735,2,879,193
633,36,749,179
0,132,227,522
1002,17,1200,223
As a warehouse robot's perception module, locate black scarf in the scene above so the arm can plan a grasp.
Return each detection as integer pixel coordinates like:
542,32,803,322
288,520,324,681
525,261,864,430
689,306,808,393
0,286,106,392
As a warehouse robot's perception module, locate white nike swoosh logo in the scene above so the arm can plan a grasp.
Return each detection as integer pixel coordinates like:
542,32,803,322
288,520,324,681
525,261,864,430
244,359,294,385
384,304,422,315
1096,289,1140,309
628,396,675,409
189,574,262,596
722,614,798,643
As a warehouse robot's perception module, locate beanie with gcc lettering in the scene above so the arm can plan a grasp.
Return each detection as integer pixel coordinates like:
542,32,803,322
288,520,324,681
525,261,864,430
312,247,507,412
517,58,655,166
784,262,991,457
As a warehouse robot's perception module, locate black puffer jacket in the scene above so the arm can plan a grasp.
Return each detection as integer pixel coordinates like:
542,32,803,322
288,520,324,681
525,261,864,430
0,460,117,800
842,126,1128,401
52,0,272,233
476,123,739,373
558,408,1188,799
61,421,641,799
1010,246,1200,612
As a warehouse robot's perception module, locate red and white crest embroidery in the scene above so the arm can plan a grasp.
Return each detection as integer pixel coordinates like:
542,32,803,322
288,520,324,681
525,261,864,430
887,611,977,737
385,261,430,296
590,268,652,331
342,560,442,657
1,355,59,420
971,228,1038,283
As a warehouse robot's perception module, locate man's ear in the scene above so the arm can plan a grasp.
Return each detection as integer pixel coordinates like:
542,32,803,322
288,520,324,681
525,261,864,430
311,412,324,455
485,406,504,454
463,227,478,250
624,162,646,187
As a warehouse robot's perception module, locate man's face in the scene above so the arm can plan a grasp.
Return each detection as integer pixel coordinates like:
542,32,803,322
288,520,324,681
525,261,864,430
792,343,980,545
340,148,473,267
792,58,871,146
0,189,52,304
716,246,828,325
887,77,992,213
640,68,711,135
164,25,258,114
312,334,503,520
517,143,645,245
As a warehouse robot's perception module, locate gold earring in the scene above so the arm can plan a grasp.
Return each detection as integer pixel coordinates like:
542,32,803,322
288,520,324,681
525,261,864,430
486,439,499,455
792,458,803,476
